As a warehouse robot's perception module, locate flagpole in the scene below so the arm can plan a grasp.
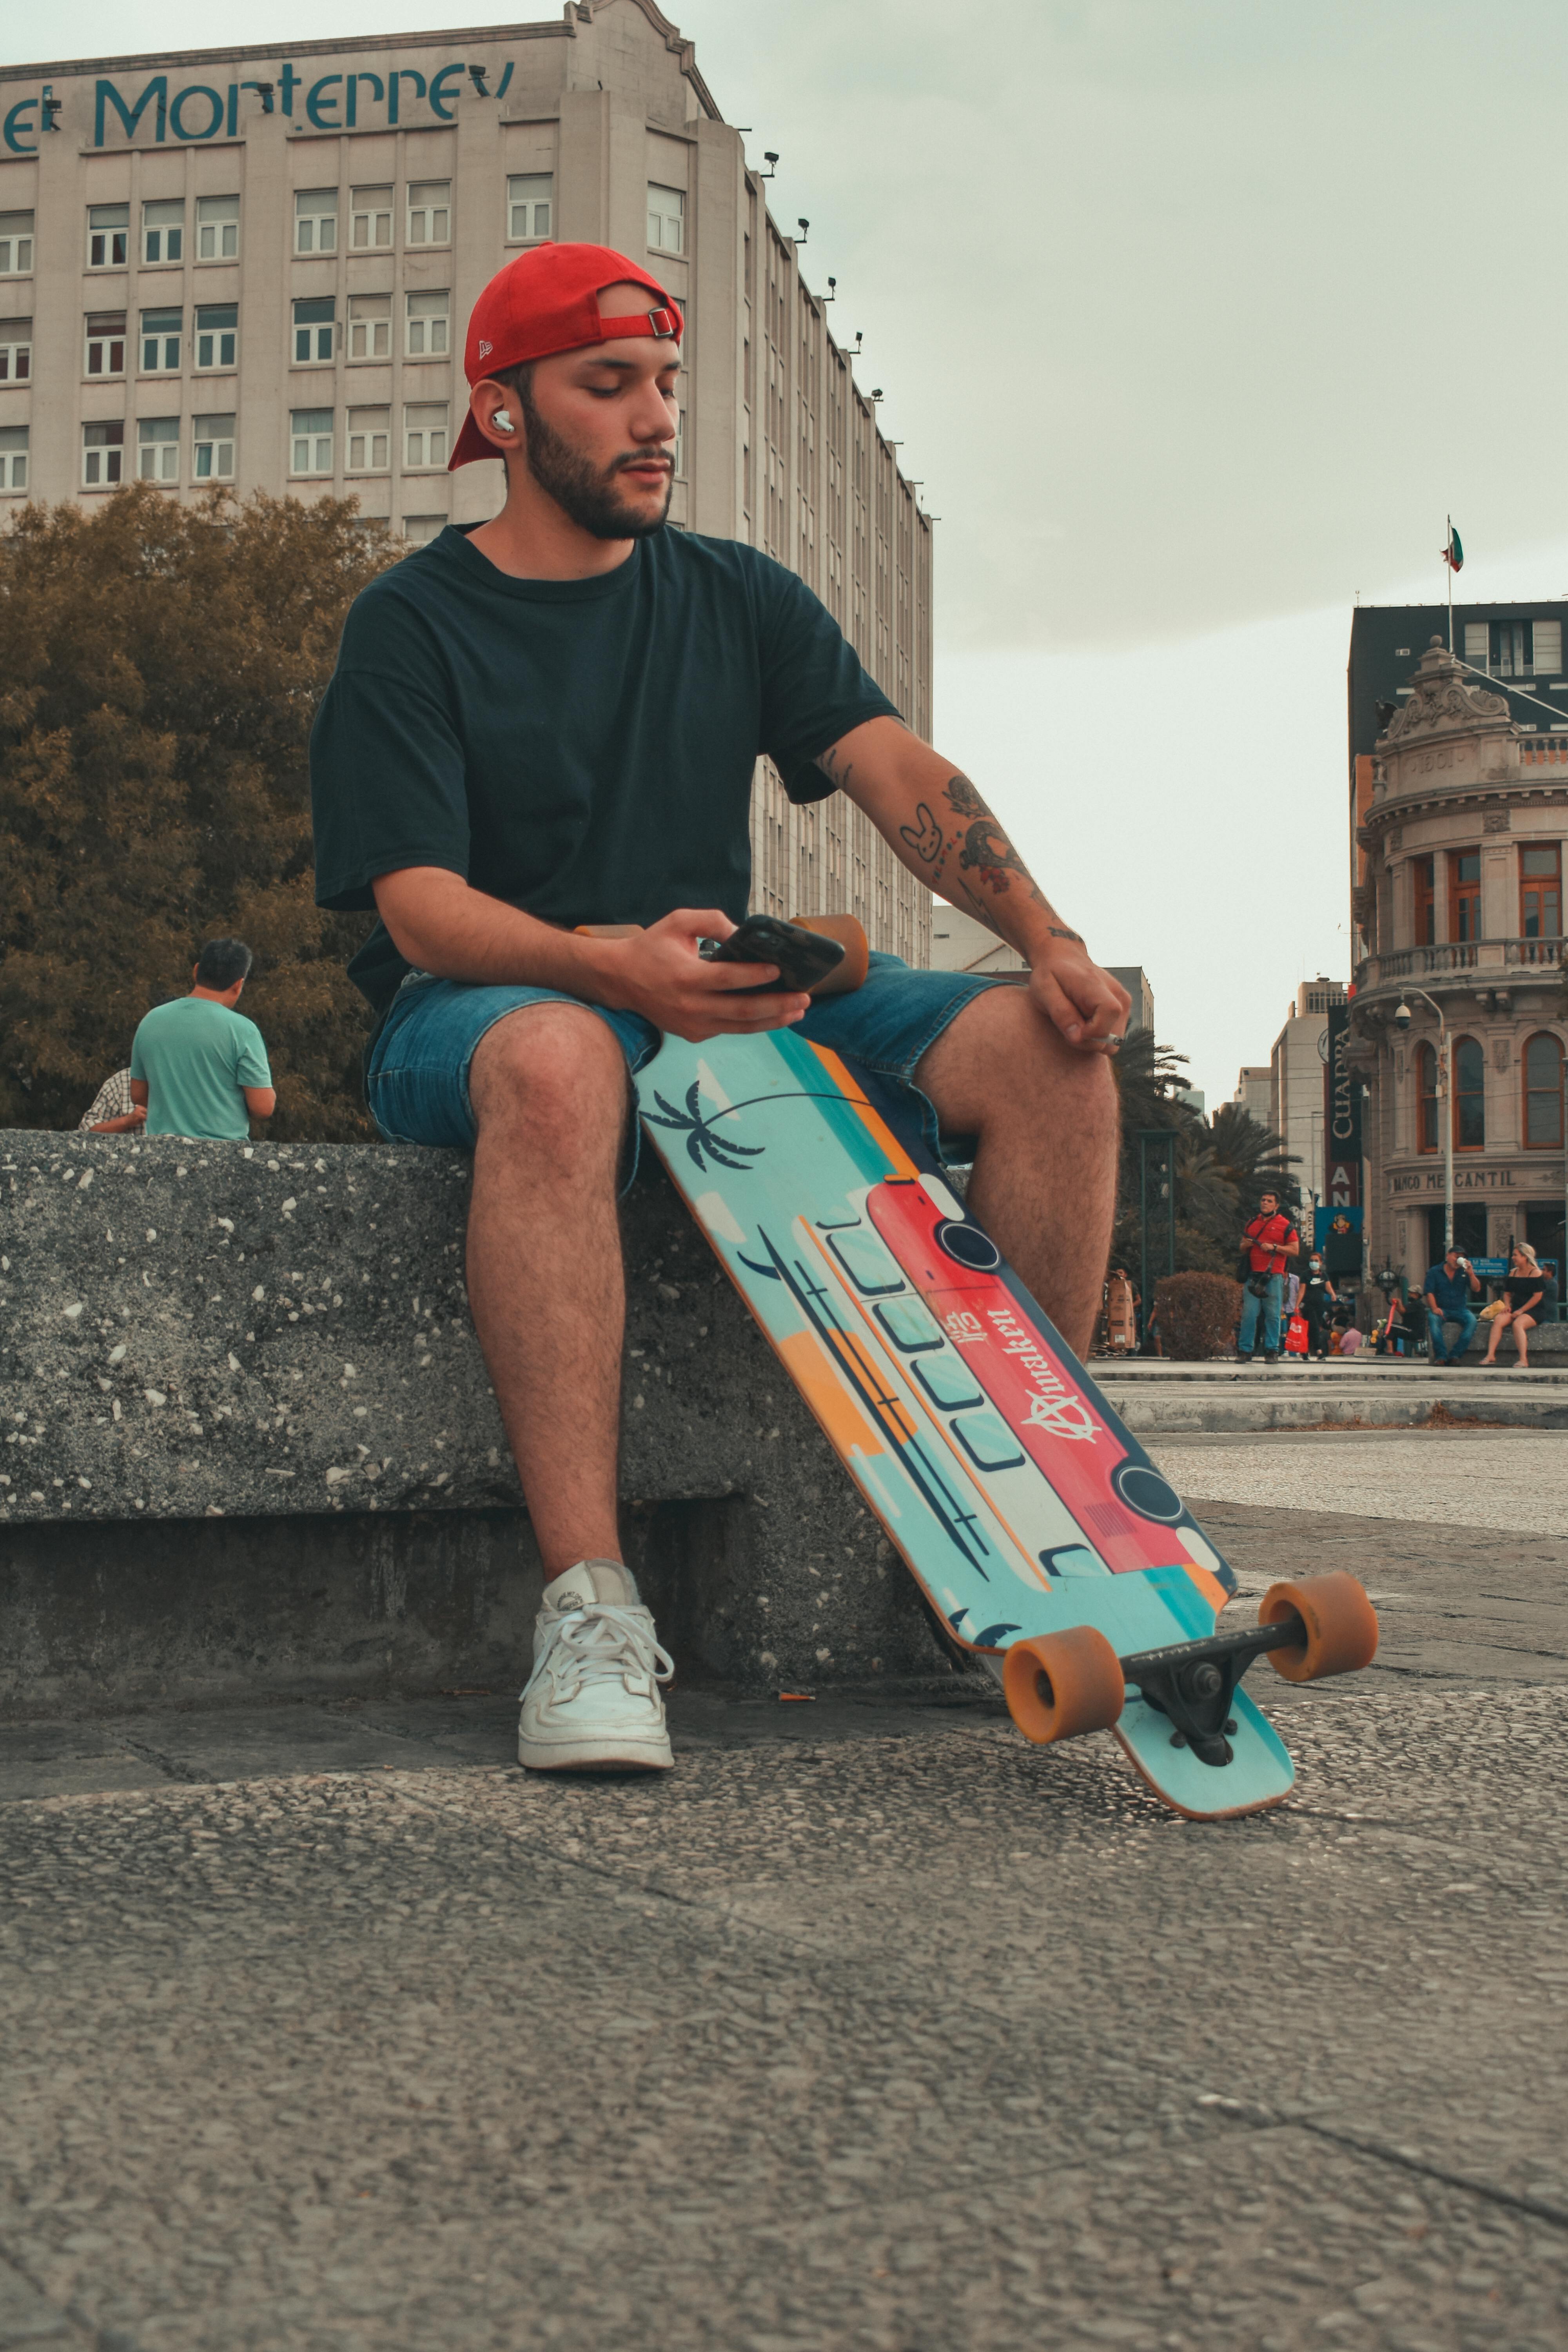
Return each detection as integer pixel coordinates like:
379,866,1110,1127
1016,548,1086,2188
1447,513,1454,650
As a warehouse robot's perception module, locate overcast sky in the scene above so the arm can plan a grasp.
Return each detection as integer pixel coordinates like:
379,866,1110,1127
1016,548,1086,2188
15,0,1568,1104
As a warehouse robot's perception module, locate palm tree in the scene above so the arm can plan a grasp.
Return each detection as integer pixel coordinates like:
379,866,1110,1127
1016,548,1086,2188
1205,1101,1297,1221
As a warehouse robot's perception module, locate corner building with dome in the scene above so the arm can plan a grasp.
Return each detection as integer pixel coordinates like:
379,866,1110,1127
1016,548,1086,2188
1350,632,1567,1288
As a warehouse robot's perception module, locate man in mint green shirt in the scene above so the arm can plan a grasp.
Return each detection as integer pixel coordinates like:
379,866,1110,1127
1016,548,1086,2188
130,938,276,1143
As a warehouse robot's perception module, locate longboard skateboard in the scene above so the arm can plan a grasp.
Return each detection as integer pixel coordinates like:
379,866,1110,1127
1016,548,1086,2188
622,921,1379,1820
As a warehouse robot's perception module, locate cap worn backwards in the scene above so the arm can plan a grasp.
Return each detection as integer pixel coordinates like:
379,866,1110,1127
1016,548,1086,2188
449,241,683,471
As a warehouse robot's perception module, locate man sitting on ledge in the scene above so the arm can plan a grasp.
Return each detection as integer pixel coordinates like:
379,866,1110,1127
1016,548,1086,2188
310,243,1129,1775
1423,1246,1481,1367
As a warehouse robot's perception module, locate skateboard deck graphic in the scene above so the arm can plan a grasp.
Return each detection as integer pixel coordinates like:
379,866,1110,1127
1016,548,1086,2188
635,1023,1351,1820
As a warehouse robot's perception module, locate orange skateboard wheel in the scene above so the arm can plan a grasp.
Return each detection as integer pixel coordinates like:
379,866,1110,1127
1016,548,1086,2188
789,913,869,996
1258,1571,1379,1683
1002,1624,1125,1744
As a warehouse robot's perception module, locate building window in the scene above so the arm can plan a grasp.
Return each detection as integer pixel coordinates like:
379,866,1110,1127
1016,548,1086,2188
507,174,552,242
82,420,124,487
140,307,181,374
1521,844,1562,940
1524,1033,1564,1149
351,186,393,249
401,514,445,545
347,405,390,472
85,312,127,378
1454,1035,1485,1149
404,401,449,469
405,289,448,358
197,196,240,261
648,183,684,254
1416,1041,1438,1153
137,415,180,483
195,304,237,371
87,204,129,269
290,408,334,476
0,317,30,383
0,423,27,490
293,297,336,364
1413,854,1436,946
1450,849,1481,942
0,211,33,274
1477,619,1563,679
192,411,235,481
295,189,338,254
407,181,450,247
348,293,391,361
142,200,184,266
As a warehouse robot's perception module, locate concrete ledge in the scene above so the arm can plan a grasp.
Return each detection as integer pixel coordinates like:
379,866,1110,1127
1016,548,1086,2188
1098,1359,1568,1435
0,1133,951,1712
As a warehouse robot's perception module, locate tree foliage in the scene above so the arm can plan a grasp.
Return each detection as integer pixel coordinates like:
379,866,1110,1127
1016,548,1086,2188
0,483,399,1136
1109,1036,1299,1281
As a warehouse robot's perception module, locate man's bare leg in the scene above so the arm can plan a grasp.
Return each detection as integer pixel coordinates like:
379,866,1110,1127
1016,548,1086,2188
466,1004,630,1579
915,985,1120,1359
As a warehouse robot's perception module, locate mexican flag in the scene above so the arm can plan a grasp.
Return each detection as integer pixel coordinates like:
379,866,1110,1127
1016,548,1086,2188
1442,522,1464,572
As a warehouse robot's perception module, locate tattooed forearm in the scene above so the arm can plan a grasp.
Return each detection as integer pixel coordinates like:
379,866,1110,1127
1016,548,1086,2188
1049,925,1083,944
898,801,943,863
940,773,1044,913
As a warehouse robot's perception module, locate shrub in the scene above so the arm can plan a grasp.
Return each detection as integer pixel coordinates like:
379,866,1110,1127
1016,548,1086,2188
0,481,399,1138
1154,1272,1243,1361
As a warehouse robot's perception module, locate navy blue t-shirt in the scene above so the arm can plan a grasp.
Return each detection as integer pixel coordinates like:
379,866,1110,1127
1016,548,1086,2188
310,523,899,1016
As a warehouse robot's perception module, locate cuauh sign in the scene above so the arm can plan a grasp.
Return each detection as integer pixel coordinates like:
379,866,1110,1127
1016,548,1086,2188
3,57,516,154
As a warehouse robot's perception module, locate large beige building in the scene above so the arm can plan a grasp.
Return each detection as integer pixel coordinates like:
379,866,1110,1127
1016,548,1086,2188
0,0,932,961
1351,637,1567,1281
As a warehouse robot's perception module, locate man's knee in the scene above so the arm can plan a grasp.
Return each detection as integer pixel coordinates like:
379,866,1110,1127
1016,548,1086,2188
470,1005,630,1151
923,984,1118,1135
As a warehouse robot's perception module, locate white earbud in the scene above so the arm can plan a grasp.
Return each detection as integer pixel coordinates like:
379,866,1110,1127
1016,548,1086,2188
492,410,515,434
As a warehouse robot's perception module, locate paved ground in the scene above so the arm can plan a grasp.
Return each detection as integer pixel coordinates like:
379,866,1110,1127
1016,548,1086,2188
1154,1428,1568,1537
4,1446,1568,2349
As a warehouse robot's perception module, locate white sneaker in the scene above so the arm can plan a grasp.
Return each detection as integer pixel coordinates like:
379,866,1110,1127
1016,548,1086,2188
517,1560,674,1773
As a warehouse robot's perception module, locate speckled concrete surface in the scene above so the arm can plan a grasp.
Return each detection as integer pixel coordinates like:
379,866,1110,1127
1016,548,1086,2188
1155,1430,1568,1536
2,1490,1568,2350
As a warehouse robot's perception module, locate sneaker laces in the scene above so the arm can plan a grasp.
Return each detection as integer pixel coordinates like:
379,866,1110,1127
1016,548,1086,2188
534,1605,674,1704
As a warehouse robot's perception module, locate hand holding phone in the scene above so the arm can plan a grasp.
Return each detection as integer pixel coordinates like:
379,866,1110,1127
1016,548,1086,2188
699,914,847,995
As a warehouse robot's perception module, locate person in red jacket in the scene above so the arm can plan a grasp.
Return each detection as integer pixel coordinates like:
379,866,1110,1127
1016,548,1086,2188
1238,1189,1300,1363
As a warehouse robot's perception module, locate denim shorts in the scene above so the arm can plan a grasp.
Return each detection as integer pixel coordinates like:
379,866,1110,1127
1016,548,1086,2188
366,951,1014,1180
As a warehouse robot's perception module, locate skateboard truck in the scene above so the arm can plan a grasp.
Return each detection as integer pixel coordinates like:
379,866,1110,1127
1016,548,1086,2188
1120,1619,1307,1767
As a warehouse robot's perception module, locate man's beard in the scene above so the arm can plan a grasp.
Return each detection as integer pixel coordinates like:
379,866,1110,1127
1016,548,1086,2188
517,380,672,539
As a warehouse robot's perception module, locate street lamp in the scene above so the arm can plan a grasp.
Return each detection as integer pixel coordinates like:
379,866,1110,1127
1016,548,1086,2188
1393,993,1453,1253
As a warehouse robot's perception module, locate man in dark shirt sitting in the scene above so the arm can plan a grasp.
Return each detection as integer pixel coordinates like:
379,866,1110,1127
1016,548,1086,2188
311,243,1130,1777
1423,1246,1481,1365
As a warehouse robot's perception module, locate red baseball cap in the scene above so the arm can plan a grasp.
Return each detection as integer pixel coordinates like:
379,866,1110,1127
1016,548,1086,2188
449,242,683,470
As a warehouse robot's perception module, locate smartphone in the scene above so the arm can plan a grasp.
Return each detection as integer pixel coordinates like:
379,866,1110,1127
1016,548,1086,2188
699,915,846,995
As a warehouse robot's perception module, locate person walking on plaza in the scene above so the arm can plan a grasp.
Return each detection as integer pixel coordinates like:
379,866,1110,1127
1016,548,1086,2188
1299,1253,1338,1359
1422,1245,1481,1366
1237,1189,1299,1363
310,240,1129,1775
1479,1244,1547,1369
129,939,276,1143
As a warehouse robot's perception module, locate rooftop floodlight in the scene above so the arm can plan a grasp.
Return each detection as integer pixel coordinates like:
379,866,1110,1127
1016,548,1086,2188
824,276,837,300
468,64,490,94
761,151,778,178
796,217,809,243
